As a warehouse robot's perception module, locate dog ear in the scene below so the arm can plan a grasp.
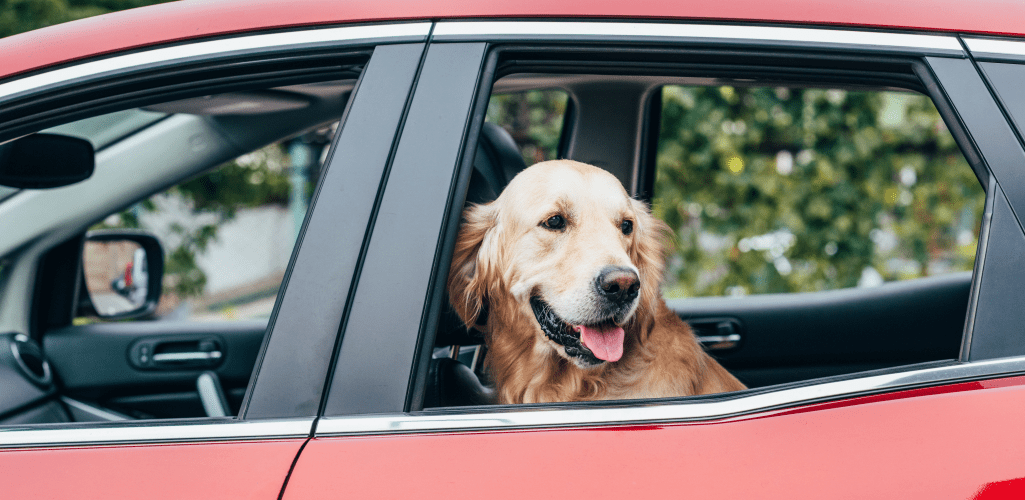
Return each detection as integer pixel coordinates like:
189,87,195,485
448,203,502,328
629,198,672,315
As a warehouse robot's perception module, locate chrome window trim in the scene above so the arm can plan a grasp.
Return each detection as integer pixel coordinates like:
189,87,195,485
433,21,964,56
315,356,1025,436
0,22,432,102
964,37,1025,61
0,417,313,448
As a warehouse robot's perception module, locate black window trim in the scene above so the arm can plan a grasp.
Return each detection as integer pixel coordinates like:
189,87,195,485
241,42,432,420
318,42,490,417
926,53,1025,361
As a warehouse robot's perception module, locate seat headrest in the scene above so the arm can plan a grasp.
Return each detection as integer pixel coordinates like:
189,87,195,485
465,122,528,205
436,123,527,347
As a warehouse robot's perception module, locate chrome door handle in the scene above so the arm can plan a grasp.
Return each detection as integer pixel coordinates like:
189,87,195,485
152,351,223,362
695,333,741,350
688,318,743,351
129,337,224,370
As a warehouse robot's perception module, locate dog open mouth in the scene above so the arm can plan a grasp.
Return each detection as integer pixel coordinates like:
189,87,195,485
530,297,625,365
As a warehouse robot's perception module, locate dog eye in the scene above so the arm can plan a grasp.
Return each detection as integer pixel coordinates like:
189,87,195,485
621,219,633,235
542,215,566,230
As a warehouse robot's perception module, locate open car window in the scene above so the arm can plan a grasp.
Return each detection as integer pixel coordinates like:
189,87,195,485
0,23,434,432
0,76,356,425
404,44,986,412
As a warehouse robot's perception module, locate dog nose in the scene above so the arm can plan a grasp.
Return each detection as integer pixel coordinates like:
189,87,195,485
597,266,640,305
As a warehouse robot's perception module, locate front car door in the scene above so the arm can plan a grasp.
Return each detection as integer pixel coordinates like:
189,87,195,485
285,21,1025,498
0,19,428,498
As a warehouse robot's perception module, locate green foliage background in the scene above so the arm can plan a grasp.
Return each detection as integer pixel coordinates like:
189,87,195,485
0,0,171,37
656,86,982,297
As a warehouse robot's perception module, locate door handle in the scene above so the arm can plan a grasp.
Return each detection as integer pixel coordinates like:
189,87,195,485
129,337,224,370
152,350,223,363
687,318,743,351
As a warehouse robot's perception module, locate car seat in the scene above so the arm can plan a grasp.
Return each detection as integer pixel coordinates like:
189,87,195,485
424,122,528,408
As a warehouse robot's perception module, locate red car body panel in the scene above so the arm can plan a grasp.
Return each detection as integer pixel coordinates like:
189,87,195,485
2,0,1025,84
4,1,1024,497
0,439,304,499
284,378,1025,499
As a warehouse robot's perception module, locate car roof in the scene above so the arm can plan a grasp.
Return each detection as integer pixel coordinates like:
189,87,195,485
1,0,1024,84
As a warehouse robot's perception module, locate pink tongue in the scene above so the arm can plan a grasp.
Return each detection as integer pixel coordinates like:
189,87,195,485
577,324,625,362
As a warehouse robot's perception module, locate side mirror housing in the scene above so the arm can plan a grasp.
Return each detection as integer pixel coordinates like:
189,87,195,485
79,230,164,320
0,133,95,189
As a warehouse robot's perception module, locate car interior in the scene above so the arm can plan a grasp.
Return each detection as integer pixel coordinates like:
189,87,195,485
0,47,984,424
0,77,357,425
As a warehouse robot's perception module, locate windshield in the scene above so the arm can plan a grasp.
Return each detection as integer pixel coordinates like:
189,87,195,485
45,108,167,151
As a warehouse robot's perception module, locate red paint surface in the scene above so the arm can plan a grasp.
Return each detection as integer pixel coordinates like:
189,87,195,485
0,438,304,499
2,0,1025,85
746,375,1025,420
972,477,1025,500
285,379,1025,499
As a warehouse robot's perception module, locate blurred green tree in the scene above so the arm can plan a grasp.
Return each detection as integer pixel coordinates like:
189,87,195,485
654,86,983,298
0,0,172,38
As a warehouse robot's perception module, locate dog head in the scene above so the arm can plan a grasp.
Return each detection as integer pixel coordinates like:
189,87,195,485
448,160,669,368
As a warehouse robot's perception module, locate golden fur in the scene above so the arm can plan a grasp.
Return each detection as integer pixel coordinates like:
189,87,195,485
448,159,745,404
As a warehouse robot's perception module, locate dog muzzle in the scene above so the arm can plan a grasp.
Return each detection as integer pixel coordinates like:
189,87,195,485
530,297,625,365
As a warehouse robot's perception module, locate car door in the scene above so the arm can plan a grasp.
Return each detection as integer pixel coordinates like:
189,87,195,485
281,21,1025,498
0,22,429,498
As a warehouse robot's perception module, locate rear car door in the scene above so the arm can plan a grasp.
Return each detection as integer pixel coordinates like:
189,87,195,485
284,22,1025,498
0,22,428,498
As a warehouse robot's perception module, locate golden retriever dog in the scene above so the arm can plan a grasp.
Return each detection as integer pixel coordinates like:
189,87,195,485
448,159,745,404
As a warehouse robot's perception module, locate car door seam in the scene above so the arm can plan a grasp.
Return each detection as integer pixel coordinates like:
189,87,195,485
276,436,312,500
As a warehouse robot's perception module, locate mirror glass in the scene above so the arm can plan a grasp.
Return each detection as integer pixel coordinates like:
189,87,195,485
83,240,149,316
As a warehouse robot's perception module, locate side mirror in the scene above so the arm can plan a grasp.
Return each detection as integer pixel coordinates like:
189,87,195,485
0,133,95,189
79,230,164,320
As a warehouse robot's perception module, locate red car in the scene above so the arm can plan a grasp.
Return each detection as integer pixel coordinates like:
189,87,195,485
2,0,1025,498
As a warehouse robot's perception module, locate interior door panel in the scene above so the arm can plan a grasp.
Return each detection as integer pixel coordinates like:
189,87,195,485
44,320,265,418
675,272,970,388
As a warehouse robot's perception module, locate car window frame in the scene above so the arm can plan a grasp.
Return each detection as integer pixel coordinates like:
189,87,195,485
947,39,1025,361
315,20,1025,438
0,22,430,448
319,41,491,416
